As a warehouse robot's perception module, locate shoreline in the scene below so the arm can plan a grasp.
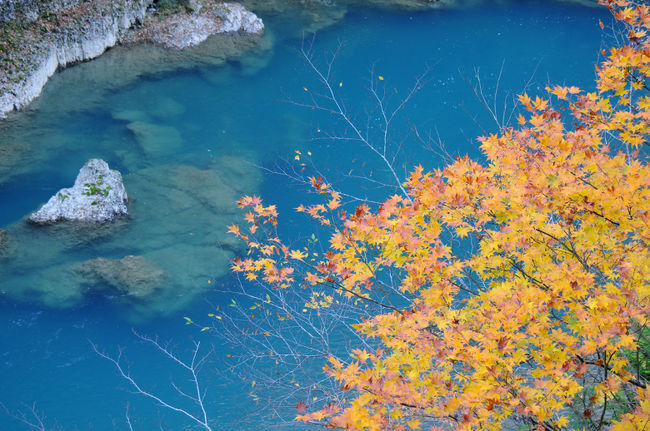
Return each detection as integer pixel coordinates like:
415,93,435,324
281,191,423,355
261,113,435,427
0,0,264,119
0,0,601,120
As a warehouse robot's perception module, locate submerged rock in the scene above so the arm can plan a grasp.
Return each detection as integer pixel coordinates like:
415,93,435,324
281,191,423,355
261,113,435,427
75,255,165,298
112,96,186,121
0,229,14,258
111,109,151,123
127,121,183,158
0,140,32,185
1,154,261,321
29,159,128,224
21,265,85,309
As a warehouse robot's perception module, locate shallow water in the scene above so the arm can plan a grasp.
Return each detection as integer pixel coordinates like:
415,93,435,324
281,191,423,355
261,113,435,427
0,1,610,429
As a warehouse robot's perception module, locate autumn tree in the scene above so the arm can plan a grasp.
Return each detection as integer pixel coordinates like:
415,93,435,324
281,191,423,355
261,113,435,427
227,0,649,429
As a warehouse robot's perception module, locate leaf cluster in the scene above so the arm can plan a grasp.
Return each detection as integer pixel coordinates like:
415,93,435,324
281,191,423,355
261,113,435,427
230,1,650,429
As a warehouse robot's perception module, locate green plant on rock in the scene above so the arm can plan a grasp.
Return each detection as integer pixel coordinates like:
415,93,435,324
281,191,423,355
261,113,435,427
83,181,112,198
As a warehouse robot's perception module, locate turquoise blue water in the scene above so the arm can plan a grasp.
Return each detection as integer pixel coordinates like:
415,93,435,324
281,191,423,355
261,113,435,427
0,1,610,429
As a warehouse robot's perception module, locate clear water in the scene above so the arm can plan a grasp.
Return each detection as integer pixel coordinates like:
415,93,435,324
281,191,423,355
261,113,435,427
0,1,610,429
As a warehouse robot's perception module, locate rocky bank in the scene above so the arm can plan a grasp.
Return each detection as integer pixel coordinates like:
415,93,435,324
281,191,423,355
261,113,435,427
0,0,601,118
0,0,264,118
123,2,263,49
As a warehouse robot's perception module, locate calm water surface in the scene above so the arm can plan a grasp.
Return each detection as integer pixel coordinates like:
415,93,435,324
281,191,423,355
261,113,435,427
0,1,610,429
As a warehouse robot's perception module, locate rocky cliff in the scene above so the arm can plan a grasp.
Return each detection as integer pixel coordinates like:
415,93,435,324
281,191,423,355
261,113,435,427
0,0,152,118
0,0,264,118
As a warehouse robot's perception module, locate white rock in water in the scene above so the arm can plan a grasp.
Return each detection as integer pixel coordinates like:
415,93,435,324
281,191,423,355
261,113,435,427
29,159,128,224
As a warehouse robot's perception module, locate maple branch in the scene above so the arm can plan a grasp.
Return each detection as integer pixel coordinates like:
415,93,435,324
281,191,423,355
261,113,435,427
585,208,620,226
212,274,371,420
504,388,560,431
324,280,402,313
576,355,647,389
533,228,598,275
332,237,412,309
529,417,560,431
461,64,506,131
413,124,457,165
255,158,384,205
282,239,404,312
459,267,490,294
450,279,478,297
508,257,551,291
459,58,540,132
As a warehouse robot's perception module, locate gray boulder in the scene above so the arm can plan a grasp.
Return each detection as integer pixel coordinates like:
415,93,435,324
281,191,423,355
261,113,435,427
29,159,128,224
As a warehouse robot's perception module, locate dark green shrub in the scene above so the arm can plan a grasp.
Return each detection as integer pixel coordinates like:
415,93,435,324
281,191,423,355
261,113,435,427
153,0,189,13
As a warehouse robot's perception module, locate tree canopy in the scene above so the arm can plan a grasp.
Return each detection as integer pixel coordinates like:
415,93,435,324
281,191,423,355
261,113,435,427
229,0,650,429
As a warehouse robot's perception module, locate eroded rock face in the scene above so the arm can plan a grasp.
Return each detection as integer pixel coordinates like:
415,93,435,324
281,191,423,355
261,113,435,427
0,0,153,118
75,255,165,298
29,159,128,224
220,2,264,33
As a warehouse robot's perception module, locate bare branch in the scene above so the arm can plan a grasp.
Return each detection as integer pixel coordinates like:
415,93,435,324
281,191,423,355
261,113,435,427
1,402,51,431
296,37,434,201
91,336,214,431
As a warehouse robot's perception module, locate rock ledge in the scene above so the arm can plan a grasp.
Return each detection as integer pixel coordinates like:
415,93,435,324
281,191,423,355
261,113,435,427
124,2,264,50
